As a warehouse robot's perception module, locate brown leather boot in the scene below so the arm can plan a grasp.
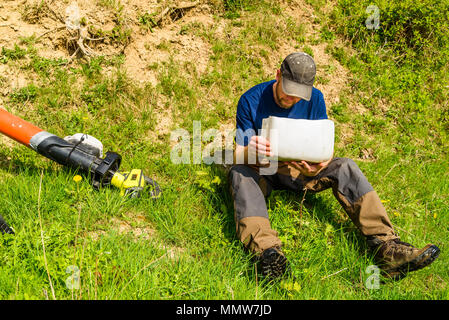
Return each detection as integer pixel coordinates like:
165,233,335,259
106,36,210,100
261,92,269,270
370,239,440,280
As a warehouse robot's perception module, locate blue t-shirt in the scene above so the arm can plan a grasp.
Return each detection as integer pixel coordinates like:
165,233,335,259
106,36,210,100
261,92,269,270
236,80,328,146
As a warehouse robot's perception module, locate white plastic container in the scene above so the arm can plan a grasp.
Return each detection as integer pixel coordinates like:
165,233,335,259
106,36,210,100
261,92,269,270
261,116,334,163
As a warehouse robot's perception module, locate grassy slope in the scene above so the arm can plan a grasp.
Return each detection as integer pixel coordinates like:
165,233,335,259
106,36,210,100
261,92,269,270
0,0,447,299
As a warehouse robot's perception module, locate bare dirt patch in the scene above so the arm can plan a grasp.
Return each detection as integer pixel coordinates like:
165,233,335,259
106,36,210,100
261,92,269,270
1,0,358,109
0,0,367,154
88,211,155,241
0,0,211,81
1,0,213,147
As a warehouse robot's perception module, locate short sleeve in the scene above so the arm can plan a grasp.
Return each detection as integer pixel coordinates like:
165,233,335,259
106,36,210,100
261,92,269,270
315,90,328,120
235,96,255,146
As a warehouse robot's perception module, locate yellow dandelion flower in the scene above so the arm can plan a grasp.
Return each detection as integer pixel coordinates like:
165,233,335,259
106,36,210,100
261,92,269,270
394,212,400,217
433,213,437,219
293,282,301,292
73,175,82,183
211,176,221,185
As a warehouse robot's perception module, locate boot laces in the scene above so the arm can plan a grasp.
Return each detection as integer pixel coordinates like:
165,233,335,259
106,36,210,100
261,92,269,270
384,239,415,256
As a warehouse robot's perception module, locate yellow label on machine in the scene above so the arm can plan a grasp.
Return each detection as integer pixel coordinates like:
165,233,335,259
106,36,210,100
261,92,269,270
111,169,145,196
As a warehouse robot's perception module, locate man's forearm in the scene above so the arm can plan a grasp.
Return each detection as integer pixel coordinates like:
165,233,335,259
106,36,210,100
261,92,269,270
234,144,269,166
234,144,249,164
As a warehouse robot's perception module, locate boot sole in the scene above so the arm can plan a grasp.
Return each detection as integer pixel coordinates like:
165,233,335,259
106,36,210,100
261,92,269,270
260,250,288,280
384,245,440,280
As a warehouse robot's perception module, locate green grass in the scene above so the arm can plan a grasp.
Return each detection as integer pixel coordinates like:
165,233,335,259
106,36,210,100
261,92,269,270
0,0,448,299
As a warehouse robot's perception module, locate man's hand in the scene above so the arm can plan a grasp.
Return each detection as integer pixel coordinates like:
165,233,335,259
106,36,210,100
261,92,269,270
284,157,332,177
248,135,273,158
234,135,273,165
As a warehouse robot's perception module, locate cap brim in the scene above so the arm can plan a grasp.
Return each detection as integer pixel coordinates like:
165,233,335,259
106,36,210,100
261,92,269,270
282,78,312,101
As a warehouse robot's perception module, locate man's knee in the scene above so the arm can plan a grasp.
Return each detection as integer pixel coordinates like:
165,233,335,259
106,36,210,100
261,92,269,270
229,164,255,180
331,157,358,170
229,165,254,192
229,165,270,220
328,157,374,203
230,165,273,197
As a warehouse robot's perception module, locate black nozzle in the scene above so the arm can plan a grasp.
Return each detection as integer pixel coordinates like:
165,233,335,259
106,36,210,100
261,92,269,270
36,135,98,172
91,151,121,190
35,135,122,190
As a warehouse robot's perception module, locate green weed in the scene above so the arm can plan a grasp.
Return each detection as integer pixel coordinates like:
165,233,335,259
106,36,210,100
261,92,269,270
0,45,27,63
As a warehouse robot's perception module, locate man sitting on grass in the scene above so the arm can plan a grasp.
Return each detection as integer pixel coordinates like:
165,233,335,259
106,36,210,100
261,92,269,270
229,52,440,281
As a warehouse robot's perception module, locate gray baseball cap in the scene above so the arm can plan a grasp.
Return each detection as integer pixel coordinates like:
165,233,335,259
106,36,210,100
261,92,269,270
280,52,316,101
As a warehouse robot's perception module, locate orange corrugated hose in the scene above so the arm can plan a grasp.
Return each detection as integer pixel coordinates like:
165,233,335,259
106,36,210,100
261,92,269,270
0,108,43,147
